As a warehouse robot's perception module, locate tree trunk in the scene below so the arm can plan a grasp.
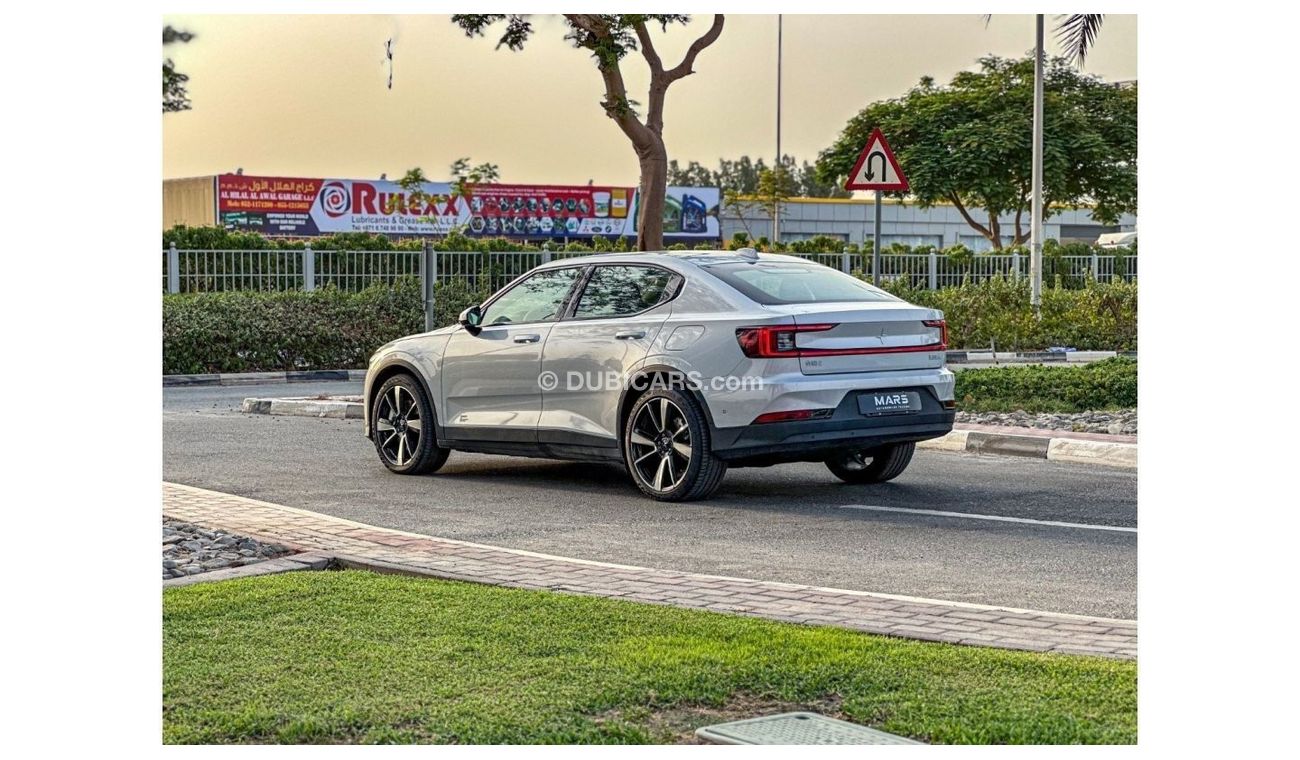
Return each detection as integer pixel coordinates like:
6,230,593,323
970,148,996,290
636,138,668,251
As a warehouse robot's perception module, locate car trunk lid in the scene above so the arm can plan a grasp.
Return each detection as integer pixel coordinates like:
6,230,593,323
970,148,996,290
763,302,947,375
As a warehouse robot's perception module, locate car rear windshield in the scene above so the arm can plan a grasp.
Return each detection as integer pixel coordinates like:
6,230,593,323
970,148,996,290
701,261,899,305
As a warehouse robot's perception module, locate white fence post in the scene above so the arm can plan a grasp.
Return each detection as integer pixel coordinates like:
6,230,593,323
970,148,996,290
542,241,552,264
167,243,180,294
422,240,436,332
1090,250,1100,281
302,245,315,291
1011,250,1021,281
841,247,851,274
927,249,938,290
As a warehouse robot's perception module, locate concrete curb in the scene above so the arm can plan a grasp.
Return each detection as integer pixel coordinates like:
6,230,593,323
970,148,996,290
161,552,334,588
945,350,1136,365
164,369,364,387
241,396,364,419
920,428,1136,468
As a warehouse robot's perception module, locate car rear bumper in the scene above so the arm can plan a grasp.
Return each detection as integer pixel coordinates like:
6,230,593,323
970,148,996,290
709,385,955,466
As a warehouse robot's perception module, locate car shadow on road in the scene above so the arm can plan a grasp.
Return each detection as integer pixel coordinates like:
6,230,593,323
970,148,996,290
429,455,958,512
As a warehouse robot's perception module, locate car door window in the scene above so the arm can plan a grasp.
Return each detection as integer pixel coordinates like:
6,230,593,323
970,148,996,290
480,268,581,326
573,266,676,319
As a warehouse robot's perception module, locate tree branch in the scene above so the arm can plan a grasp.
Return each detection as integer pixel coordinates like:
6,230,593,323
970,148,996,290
947,192,993,242
564,14,655,148
664,14,725,82
632,20,663,76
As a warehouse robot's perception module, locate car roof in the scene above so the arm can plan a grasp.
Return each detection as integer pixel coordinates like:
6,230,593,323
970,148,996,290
535,249,811,271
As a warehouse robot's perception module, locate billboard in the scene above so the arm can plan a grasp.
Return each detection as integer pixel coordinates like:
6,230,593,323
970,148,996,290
217,175,720,240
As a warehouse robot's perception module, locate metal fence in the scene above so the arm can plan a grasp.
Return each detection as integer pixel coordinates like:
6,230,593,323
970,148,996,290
162,244,1137,295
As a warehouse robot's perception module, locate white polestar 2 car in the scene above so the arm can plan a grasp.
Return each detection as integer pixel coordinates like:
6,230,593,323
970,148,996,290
364,249,955,501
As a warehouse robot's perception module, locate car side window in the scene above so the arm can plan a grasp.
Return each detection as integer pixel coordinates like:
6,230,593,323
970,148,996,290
573,266,676,319
480,268,580,326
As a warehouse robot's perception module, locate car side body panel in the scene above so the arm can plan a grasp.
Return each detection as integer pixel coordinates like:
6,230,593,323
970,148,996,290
364,251,955,470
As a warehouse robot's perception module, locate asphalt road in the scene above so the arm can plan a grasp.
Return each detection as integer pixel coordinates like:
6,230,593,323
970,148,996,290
164,381,1137,618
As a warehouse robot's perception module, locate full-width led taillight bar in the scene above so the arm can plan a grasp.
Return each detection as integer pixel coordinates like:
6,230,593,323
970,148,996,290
735,320,947,359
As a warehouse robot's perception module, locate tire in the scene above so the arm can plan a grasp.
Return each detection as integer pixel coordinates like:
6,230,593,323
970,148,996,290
623,388,727,502
372,374,449,475
825,442,915,484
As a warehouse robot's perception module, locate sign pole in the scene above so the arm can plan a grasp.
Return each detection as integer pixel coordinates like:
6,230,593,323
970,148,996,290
872,190,882,286
842,126,908,286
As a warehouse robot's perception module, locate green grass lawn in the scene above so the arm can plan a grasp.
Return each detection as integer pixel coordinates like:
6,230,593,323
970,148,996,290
163,570,1136,744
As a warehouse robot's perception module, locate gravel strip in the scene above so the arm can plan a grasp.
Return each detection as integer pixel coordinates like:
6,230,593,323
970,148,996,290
163,518,291,580
955,409,1137,435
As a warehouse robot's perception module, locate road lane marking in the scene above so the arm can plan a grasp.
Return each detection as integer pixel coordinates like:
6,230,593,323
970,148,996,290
839,504,1136,533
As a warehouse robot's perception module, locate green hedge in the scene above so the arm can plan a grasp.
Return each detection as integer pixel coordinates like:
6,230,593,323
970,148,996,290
881,276,1137,351
954,357,1137,413
162,278,484,374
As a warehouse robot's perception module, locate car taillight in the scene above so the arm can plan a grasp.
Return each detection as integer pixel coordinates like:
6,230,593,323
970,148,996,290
734,324,837,358
922,319,948,350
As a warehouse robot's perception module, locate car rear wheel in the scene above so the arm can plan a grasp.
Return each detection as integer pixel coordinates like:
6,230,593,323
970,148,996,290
624,389,727,502
825,442,915,484
372,374,449,475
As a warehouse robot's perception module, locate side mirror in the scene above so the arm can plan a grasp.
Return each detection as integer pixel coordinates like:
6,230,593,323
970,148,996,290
459,305,483,335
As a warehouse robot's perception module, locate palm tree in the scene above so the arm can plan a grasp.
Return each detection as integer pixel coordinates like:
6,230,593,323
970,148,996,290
1011,14,1108,316
1055,14,1107,65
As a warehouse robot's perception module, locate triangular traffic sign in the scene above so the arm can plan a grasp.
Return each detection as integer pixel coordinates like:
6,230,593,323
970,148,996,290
844,127,909,192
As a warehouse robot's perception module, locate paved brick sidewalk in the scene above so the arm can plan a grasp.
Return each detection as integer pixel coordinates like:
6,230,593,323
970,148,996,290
162,482,1136,659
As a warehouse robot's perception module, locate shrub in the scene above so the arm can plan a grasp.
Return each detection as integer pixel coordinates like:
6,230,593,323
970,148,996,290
162,278,488,374
954,357,1137,412
880,276,1137,351
941,242,975,266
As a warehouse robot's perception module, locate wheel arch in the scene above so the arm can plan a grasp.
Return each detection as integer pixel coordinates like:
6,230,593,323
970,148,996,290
616,364,717,454
367,359,439,436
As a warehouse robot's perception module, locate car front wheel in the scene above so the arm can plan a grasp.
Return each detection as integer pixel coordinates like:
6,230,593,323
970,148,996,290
825,442,915,484
372,374,449,475
623,389,727,502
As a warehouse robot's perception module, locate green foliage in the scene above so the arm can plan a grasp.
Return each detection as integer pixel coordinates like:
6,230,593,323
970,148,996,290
881,276,1137,351
942,242,975,266
162,226,645,255
817,55,1137,248
162,279,487,374
163,26,194,113
164,571,1136,744
954,357,1137,413
671,154,849,198
163,225,420,251
783,235,853,254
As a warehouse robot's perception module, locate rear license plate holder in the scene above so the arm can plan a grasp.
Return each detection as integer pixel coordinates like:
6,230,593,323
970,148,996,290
858,391,922,417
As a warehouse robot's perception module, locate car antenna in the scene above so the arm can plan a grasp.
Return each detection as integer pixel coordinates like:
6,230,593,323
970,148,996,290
737,247,759,261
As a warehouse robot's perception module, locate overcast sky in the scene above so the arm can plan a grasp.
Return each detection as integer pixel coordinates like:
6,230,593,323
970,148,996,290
162,14,1137,185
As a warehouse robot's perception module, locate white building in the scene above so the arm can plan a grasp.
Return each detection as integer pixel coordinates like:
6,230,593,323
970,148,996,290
721,197,1137,251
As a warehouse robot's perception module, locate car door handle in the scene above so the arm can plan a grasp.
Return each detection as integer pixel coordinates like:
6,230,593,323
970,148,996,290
615,330,646,340
513,334,541,344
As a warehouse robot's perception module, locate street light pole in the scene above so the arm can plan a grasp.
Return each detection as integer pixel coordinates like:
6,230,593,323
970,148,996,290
773,14,782,246
1030,13,1045,317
